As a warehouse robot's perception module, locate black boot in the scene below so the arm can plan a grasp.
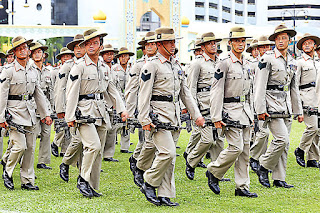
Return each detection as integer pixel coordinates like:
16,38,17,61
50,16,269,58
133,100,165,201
1,160,6,179
21,183,39,190
89,185,102,197
134,168,144,187
185,161,195,180
183,152,188,162
159,197,179,206
273,180,294,188
257,165,270,188
235,188,258,198
140,182,160,206
77,176,93,198
294,147,305,167
60,163,69,182
307,160,319,168
206,170,220,194
197,162,207,168
249,158,259,173
37,163,52,170
129,155,137,174
51,142,59,157
3,171,14,190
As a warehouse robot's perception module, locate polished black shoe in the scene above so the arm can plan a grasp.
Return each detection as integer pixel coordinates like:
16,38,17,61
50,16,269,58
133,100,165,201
257,166,270,188
130,142,133,146
206,170,220,194
140,182,160,206
128,155,137,173
37,163,52,170
307,160,319,168
205,152,211,159
176,146,181,149
60,163,69,182
183,152,188,162
1,160,6,179
197,162,207,168
273,180,294,188
3,171,14,190
60,153,65,157
134,168,144,187
220,178,231,182
120,150,133,153
294,147,305,167
77,176,93,198
159,197,179,207
185,162,195,180
21,183,39,190
89,185,103,197
104,157,119,162
235,188,258,198
249,158,259,173
51,142,59,157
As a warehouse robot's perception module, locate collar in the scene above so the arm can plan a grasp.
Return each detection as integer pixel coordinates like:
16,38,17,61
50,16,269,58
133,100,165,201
229,51,243,64
14,59,29,72
302,52,313,61
84,54,97,67
202,52,216,62
157,52,170,64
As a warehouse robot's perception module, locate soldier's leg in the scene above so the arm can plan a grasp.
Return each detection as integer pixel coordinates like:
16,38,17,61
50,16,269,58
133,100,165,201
299,114,318,160
185,123,201,154
53,130,64,147
208,129,224,162
133,129,145,159
120,126,130,152
306,134,320,161
62,127,82,167
2,140,13,164
250,120,269,160
136,131,156,171
38,121,51,165
103,126,117,158
61,133,71,155
0,129,3,160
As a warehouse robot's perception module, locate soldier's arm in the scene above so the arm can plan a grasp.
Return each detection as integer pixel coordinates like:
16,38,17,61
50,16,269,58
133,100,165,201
105,80,126,114
34,77,51,119
124,62,141,117
186,60,201,102
0,68,11,123
54,62,70,114
290,68,303,115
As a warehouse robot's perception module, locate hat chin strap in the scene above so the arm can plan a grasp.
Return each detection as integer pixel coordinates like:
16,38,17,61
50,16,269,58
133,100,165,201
161,43,173,56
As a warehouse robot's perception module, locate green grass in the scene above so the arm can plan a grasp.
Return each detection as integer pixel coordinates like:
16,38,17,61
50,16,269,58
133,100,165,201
0,121,320,212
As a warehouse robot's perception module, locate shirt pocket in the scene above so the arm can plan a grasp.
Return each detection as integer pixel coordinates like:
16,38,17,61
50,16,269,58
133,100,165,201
26,78,37,94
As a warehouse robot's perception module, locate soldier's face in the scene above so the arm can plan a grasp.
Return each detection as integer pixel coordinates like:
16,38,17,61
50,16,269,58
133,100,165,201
119,54,130,65
142,48,147,55
102,51,114,63
275,33,290,50
6,54,14,63
302,39,315,53
202,41,217,55
85,37,101,56
145,42,157,56
251,47,259,58
32,48,43,62
74,44,86,58
157,40,176,56
229,38,246,53
14,43,29,59
61,54,72,64
194,49,203,56
258,45,272,56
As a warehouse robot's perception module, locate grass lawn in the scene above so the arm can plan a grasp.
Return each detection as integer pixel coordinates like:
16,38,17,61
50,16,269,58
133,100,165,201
0,120,320,212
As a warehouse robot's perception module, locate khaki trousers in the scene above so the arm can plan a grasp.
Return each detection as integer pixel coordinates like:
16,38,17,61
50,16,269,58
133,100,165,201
6,126,36,184
207,127,250,190
250,120,269,160
117,125,130,151
132,129,145,159
78,122,107,190
53,129,70,154
185,123,201,154
62,127,82,167
208,129,225,162
299,113,320,161
35,118,51,165
0,128,4,159
136,131,156,171
143,129,180,198
259,118,292,181
103,125,117,158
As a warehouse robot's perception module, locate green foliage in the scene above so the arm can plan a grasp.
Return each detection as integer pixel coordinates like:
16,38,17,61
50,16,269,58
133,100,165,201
136,49,143,59
45,37,64,64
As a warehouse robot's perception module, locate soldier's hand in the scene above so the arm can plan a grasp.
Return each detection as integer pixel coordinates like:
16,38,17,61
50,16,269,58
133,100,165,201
258,113,270,121
214,121,226,129
68,121,75,127
181,108,188,114
57,113,65,119
195,116,205,127
0,122,8,128
143,123,155,131
298,115,304,123
121,111,129,122
42,116,52,125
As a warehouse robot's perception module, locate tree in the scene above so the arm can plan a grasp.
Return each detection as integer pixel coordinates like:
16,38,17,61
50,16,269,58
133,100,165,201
45,37,64,64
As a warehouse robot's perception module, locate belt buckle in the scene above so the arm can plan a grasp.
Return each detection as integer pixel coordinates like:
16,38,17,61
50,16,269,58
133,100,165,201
95,93,100,100
283,85,289,92
23,94,28,100
311,82,316,86
240,95,245,102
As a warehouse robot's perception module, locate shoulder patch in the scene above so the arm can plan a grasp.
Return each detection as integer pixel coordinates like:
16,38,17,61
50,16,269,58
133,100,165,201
141,70,151,82
70,74,79,81
59,73,66,79
0,78,6,83
129,73,136,77
214,71,223,80
258,62,267,70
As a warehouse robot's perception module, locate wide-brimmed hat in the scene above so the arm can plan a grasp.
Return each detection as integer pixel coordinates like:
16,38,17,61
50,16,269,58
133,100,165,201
137,45,144,50
67,34,85,51
79,28,107,46
8,36,33,53
297,33,320,50
246,38,258,53
269,24,296,41
154,27,182,42
0,52,5,58
190,39,202,51
56,47,74,60
138,37,146,46
115,47,134,58
145,31,156,43
30,41,48,52
100,44,117,55
5,50,13,57
198,32,222,45
257,35,274,46
225,26,251,39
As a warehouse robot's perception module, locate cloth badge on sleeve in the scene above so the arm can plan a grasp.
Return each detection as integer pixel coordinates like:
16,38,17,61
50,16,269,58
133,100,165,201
59,73,66,79
214,69,223,80
141,70,151,82
70,74,79,81
129,73,136,77
0,78,6,83
258,62,267,70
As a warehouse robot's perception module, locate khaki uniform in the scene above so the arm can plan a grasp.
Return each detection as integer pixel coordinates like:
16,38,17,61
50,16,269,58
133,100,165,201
138,52,201,197
207,51,253,190
0,60,50,184
255,48,302,181
296,53,319,161
65,54,125,190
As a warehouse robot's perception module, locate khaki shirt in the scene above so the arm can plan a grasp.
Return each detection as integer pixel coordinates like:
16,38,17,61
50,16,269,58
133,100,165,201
111,63,130,100
0,59,50,126
210,51,253,125
138,52,201,126
254,48,302,115
65,54,125,127
296,52,318,108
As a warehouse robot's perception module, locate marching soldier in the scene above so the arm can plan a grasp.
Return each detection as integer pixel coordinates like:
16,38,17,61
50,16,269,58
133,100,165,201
206,26,257,197
30,41,53,170
294,33,320,168
5,50,14,65
255,24,303,188
138,27,205,206
0,36,52,190
65,29,128,197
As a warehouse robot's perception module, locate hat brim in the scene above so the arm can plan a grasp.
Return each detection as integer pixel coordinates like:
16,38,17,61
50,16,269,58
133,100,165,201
100,48,117,55
246,44,258,53
257,41,274,46
269,29,296,41
297,35,320,50
31,46,48,52
0,52,5,58
190,47,201,51
115,52,134,58
225,36,252,40
56,51,74,60
198,38,222,46
79,32,108,46
138,40,146,45
8,39,33,53
67,39,84,51
154,36,183,42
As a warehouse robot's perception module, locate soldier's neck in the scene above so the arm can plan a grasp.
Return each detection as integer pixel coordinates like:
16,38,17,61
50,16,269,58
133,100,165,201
277,47,288,60
205,51,216,61
121,63,127,71
305,51,314,58
106,62,112,68
231,49,242,62
88,54,99,65
34,60,43,70
16,57,28,68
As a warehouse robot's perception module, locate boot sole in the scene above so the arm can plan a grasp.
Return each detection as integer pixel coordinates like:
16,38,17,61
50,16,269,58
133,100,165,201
140,187,161,206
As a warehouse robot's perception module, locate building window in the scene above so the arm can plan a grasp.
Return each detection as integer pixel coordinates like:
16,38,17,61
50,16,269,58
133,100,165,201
222,6,231,13
36,3,42,11
222,19,230,23
209,3,218,9
195,2,205,8
195,15,205,21
235,0,243,3
209,15,218,22
248,12,255,17
248,0,255,5
142,12,150,22
235,10,243,16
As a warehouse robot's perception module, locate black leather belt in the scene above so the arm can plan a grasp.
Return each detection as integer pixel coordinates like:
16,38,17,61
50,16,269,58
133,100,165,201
79,93,103,101
200,108,210,116
267,85,288,91
299,82,315,90
197,86,211,92
8,94,32,100
224,96,245,103
151,95,173,102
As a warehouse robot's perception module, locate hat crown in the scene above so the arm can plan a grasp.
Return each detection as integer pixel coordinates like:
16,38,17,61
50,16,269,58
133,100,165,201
230,27,245,33
195,39,202,46
12,36,25,44
250,39,258,45
201,32,216,39
60,47,69,53
302,33,312,38
145,31,155,37
155,27,174,35
104,44,113,48
84,29,98,37
258,35,268,42
119,47,128,52
74,34,84,40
